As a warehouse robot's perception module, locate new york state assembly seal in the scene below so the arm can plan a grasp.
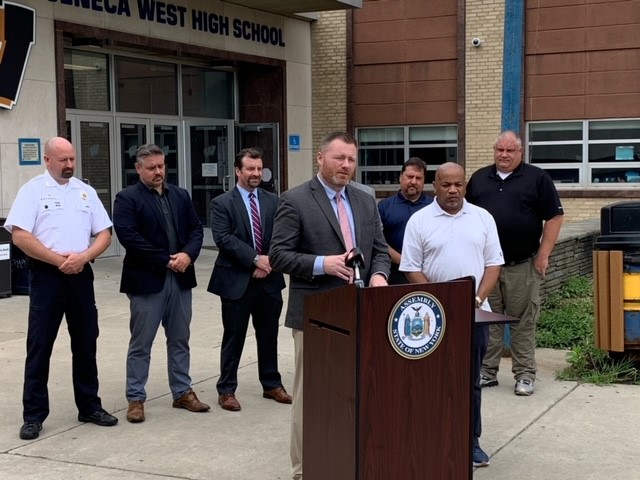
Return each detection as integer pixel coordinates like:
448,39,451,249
387,291,445,360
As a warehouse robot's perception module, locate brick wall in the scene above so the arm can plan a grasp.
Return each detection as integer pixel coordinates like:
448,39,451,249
464,0,505,175
542,226,599,300
311,10,348,160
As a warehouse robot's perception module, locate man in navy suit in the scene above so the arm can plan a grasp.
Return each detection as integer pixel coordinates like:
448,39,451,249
113,144,209,424
208,147,290,411
270,131,390,480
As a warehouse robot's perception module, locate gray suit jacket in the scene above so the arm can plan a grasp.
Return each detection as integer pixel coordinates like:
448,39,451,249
270,176,390,329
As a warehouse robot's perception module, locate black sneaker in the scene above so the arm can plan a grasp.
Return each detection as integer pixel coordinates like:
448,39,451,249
78,408,118,426
19,421,42,440
479,374,499,388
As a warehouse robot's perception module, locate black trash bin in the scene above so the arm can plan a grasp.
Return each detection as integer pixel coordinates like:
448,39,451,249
0,218,11,297
594,201,640,352
11,242,30,295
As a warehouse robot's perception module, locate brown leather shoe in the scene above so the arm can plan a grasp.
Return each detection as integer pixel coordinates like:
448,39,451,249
172,389,210,412
218,393,241,411
263,386,292,404
127,400,145,423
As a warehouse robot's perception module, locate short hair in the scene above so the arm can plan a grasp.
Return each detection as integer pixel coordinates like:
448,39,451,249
135,144,164,164
402,157,427,175
494,130,522,148
319,131,358,152
235,147,263,169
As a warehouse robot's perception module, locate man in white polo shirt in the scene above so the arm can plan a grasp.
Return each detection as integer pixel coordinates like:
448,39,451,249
400,162,503,468
4,136,117,440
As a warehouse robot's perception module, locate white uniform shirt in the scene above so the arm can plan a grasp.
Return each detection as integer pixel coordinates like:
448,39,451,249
4,170,112,254
400,199,503,310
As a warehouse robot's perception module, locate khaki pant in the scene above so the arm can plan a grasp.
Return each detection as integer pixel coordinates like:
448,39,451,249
482,259,541,381
290,329,303,480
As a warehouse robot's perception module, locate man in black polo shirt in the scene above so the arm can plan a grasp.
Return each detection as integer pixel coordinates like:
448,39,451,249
466,130,563,396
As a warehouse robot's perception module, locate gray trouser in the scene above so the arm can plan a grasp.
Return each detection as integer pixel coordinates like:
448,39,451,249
126,272,193,401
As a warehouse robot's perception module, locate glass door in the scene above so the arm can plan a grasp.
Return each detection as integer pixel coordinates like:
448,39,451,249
67,114,119,257
185,120,234,244
237,123,280,193
117,118,148,189
117,118,181,188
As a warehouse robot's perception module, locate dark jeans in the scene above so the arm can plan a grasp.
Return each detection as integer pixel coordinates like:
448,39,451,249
473,324,489,443
23,261,102,422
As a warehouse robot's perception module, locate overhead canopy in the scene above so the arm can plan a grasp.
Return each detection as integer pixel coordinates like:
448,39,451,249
223,0,362,16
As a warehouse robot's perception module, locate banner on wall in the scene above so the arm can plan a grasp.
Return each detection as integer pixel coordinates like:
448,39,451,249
0,1,36,110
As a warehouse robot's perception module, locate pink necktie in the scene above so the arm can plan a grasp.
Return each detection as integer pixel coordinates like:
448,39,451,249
249,192,263,254
336,192,354,252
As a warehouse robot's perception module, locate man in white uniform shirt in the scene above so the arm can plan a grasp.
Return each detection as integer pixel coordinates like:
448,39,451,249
400,162,503,468
4,137,117,440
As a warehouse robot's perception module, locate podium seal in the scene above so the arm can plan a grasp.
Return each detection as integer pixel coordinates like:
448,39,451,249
387,291,445,360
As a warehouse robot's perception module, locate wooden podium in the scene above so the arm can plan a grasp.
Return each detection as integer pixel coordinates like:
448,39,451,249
303,278,498,480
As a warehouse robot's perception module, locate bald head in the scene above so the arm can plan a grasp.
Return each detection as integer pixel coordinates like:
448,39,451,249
44,137,76,184
433,162,466,214
493,130,523,173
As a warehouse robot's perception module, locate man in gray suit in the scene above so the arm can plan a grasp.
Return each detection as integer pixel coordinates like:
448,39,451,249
270,131,390,480
207,148,290,412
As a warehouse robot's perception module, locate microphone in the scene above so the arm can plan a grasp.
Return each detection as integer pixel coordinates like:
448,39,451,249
345,247,366,288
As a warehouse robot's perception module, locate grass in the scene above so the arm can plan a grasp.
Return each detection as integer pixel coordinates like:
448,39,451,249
536,277,640,385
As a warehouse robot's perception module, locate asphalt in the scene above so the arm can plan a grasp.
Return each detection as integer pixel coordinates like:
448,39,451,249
0,249,638,479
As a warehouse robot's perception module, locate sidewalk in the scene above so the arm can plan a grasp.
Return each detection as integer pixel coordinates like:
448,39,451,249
0,250,638,479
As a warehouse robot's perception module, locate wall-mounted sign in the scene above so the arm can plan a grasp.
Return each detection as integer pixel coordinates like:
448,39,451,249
48,0,286,47
288,134,300,152
18,138,40,165
0,1,36,110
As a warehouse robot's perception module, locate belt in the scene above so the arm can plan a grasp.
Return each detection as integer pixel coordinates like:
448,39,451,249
505,256,533,267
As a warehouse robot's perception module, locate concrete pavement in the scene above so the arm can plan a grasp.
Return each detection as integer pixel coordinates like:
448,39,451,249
0,250,638,479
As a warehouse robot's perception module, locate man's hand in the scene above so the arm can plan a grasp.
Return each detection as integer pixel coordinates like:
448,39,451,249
323,253,353,282
168,252,192,273
534,254,549,278
369,273,388,287
252,255,272,279
58,252,87,274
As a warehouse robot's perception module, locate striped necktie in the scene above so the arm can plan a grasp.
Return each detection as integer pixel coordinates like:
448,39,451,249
249,192,263,254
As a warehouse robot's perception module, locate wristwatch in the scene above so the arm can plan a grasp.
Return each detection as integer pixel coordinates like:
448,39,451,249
475,296,483,308
253,255,260,266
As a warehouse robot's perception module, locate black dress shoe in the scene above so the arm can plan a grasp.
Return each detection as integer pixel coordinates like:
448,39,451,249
78,408,118,426
19,421,42,440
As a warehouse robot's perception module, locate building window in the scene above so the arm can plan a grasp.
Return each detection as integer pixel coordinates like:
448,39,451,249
356,125,457,186
64,49,110,111
527,120,640,187
182,66,235,119
115,57,178,116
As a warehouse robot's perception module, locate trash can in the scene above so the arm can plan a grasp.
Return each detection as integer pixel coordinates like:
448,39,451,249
593,201,640,353
11,242,30,295
0,218,11,297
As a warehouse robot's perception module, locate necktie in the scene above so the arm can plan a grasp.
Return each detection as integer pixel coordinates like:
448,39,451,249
336,192,354,252
249,192,263,254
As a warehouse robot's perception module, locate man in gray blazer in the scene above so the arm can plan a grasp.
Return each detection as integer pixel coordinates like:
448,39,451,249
270,131,390,480
207,148,289,412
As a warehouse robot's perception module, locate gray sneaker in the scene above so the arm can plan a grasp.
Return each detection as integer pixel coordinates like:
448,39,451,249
514,378,534,396
479,374,498,388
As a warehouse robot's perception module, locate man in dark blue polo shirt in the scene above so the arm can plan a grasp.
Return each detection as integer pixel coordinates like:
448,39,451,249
466,130,564,396
378,157,432,284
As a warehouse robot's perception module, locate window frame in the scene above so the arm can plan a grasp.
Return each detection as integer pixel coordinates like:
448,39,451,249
526,119,640,189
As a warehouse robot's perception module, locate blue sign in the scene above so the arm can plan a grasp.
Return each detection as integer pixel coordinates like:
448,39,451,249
18,138,41,165
288,134,300,152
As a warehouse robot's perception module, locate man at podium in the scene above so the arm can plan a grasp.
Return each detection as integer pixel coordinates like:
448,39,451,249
400,162,503,468
271,131,390,480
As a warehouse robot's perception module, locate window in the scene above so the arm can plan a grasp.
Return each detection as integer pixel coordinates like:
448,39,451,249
356,125,457,186
182,67,234,119
527,120,640,187
115,57,178,115
64,49,110,111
